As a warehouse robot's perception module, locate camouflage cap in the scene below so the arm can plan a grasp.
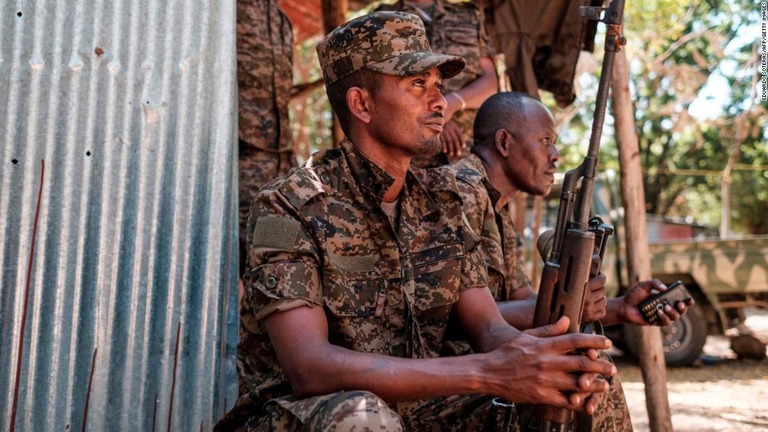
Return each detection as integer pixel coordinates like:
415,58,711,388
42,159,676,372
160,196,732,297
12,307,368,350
316,11,466,87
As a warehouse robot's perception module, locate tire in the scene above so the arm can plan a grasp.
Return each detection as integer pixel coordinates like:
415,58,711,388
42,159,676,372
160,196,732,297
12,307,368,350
621,303,708,367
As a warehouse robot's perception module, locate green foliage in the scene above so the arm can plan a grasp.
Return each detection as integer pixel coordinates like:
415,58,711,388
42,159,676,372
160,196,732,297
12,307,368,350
728,116,768,234
570,0,768,235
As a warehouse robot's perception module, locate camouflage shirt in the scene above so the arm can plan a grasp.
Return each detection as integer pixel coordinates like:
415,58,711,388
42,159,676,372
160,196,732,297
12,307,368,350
228,139,489,425
376,0,495,166
453,154,532,301
236,0,293,153
451,154,634,432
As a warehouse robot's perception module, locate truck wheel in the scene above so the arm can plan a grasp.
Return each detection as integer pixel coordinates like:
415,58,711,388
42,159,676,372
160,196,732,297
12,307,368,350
621,303,708,367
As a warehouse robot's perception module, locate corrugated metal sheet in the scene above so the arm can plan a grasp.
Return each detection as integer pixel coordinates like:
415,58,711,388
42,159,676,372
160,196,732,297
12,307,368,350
0,0,239,430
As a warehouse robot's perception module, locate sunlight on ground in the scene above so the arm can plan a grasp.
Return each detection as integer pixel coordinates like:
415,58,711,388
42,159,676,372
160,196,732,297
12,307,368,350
619,309,768,432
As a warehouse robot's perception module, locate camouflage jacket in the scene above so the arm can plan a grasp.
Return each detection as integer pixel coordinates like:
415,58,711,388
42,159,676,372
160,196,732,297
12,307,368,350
225,139,489,426
236,0,293,153
453,154,532,301
376,0,495,164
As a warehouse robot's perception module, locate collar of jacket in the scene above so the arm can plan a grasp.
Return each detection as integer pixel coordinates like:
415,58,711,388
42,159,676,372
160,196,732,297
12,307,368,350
463,153,502,206
338,138,440,220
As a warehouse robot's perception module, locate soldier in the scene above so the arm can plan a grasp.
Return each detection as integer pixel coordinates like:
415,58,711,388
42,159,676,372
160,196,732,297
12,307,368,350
375,0,499,167
452,91,695,430
216,12,618,431
237,0,298,276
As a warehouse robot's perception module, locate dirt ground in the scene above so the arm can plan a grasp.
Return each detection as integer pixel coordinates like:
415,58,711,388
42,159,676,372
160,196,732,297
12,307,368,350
613,308,768,432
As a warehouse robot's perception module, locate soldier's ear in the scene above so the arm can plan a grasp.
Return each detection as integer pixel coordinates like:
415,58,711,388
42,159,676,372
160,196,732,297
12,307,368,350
495,128,512,157
347,87,372,124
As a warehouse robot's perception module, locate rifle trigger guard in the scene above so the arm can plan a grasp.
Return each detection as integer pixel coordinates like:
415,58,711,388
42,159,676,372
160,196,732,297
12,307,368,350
581,320,604,337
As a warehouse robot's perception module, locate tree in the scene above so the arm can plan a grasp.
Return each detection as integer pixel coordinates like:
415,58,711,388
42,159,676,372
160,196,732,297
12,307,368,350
627,0,767,232
557,0,767,234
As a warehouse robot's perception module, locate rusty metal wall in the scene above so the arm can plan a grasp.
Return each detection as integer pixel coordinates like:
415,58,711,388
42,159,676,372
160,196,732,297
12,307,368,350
0,0,239,430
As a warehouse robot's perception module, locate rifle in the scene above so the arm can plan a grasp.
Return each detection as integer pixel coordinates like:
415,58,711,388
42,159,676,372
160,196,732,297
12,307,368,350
527,1,626,431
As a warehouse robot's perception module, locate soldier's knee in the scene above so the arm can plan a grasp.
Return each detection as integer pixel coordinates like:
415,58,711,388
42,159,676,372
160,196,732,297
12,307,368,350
307,390,403,432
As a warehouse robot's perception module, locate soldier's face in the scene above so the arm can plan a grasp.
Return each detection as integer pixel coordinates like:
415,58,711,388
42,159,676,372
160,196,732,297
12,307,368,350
504,101,560,196
366,68,447,158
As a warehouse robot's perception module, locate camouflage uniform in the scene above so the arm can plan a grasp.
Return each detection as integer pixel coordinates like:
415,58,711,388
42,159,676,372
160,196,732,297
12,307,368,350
215,140,497,431
375,0,495,168
237,0,298,273
453,154,633,431
216,11,516,431
453,154,531,302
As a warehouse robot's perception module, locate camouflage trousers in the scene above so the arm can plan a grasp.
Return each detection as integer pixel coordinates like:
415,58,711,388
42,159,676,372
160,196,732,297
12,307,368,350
239,142,296,274
241,390,507,432
587,360,633,432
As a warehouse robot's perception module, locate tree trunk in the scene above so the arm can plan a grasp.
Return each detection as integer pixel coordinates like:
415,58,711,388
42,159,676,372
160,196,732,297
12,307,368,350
611,48,674,431
321,0,347,147
720,46,759,238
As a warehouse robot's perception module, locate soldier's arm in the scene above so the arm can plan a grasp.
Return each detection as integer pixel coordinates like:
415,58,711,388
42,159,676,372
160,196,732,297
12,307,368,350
442,56,498,157
266,286,614,410
265,303,484,402
444,0,499,118
497,272,609,330
496,297,537,329
448,56,498,114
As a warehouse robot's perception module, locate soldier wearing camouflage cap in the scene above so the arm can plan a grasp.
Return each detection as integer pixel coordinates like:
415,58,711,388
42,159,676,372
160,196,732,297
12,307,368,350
216,11,617,431
375,0,499,168
451,91,694,431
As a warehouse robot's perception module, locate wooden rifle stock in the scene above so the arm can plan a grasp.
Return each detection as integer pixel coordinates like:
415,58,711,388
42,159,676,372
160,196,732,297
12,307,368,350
527,1,626,431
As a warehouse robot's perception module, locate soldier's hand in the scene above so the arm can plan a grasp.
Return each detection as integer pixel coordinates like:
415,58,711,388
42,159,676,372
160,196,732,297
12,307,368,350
583,254,608,322
487,317,615,408
568,372,606,414
575,383,605,415
620,279,695,326
440,120,465,157
582,270,608,322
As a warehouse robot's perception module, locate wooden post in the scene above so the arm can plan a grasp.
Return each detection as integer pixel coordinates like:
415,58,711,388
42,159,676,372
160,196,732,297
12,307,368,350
321,0,348,147
611,48,674,431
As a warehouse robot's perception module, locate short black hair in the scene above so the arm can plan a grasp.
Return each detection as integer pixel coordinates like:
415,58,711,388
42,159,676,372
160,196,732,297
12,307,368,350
325,68,382,136
472,91,538,148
